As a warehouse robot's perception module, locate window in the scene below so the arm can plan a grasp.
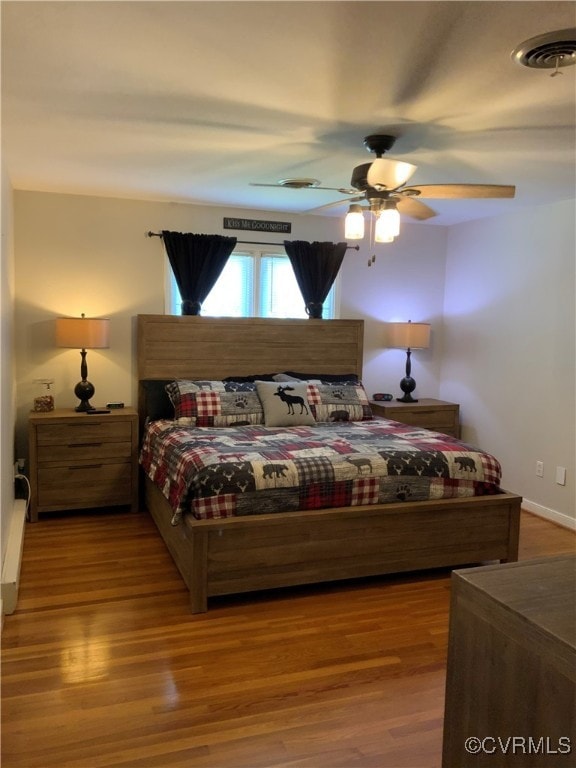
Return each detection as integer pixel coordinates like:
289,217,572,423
167,250,338,318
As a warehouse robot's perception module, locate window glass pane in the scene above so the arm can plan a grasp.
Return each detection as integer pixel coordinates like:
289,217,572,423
202,254,253,317
169,254,253,316
260,255,307,318
260,255,335,319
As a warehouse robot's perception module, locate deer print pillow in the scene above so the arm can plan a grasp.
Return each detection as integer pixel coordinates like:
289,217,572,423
255,382,317,427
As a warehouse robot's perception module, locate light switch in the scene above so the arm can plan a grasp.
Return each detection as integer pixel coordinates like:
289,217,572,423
555,466,566,486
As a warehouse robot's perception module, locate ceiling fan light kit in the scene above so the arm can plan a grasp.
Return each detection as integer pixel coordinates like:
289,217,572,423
346,198,401,247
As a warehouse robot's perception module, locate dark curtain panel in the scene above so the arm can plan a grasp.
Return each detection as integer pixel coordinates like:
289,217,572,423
284,240,347,318
162,231,237,315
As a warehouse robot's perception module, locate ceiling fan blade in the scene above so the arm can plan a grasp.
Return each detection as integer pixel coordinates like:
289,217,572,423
396,196,437,220
250,182,356,194
305,196,364,214
403,184,516,199
250,182,289,188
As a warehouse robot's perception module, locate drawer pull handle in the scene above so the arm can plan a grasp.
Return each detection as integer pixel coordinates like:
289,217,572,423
69,464,103,470
68,443,103,448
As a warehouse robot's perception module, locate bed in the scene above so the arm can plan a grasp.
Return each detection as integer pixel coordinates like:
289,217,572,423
137,314,522,613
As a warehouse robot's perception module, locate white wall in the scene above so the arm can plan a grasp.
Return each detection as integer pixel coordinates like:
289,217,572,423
13,190,448,461
441,199,575,527
339,223,448,398
1,169,16,566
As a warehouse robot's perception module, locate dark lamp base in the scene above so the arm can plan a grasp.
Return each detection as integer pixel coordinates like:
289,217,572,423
397,394,419,403
75,401,95,412
74,379,96,412
397,374,417,403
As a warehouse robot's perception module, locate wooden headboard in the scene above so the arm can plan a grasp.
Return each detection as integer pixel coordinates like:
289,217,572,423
137,315,365,419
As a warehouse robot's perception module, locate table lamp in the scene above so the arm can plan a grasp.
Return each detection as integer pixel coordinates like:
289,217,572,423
385,320,431,403
56,313,110,411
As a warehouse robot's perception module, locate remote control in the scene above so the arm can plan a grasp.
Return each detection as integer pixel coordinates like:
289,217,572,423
85,409,111,414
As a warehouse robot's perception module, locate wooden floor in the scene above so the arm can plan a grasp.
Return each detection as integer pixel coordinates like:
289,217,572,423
2,509,574,768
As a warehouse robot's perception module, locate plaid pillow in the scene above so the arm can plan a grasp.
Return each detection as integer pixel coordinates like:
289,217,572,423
165,380,264,426
307,382,373,422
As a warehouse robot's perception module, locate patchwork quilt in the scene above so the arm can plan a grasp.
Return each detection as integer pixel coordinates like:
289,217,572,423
140,419,502,525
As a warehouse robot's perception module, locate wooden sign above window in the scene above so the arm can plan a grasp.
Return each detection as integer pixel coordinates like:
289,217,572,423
223,217,291,234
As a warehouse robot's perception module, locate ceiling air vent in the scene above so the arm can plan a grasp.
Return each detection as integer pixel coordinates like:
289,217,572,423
511,28,576,71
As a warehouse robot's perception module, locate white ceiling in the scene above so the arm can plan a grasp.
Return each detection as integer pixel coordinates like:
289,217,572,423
2,1,575,226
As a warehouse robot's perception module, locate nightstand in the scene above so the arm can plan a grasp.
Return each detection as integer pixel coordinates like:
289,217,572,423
28,408,139,522
370,398,460,438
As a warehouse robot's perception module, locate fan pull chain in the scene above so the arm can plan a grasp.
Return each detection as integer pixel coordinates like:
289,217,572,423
550,55,564,77
368,215,376,267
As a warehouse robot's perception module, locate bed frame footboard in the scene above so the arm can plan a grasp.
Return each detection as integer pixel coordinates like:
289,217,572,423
145,477,521,614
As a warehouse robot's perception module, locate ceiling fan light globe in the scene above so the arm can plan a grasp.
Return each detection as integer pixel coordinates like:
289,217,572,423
345,206,365,239
367,159,417,190
389,207,401,236
375,208,400,242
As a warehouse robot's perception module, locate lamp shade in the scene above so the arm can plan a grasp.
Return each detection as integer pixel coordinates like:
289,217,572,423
56,316,110,349
385,321,431,349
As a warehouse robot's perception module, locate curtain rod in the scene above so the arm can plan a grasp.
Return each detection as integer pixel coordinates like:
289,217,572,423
146,231,359,250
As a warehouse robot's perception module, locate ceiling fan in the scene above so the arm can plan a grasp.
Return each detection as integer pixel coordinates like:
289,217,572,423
251,134,516,222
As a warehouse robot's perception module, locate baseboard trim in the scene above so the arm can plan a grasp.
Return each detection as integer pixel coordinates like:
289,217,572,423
522,498,576,531
1,499,27,615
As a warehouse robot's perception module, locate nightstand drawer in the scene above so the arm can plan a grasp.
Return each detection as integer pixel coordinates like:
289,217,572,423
36,421,132,446
394,409,456,430
370,399,460,438
37,460,132,508
37,441,133,464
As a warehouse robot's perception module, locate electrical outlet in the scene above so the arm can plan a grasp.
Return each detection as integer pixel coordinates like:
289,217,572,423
17,458,25,472
536,461,544,477
13,461,19,478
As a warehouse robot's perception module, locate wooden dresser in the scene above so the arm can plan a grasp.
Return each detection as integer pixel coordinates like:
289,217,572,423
442,555,576,767
369,398,460,437
28,408,139,522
